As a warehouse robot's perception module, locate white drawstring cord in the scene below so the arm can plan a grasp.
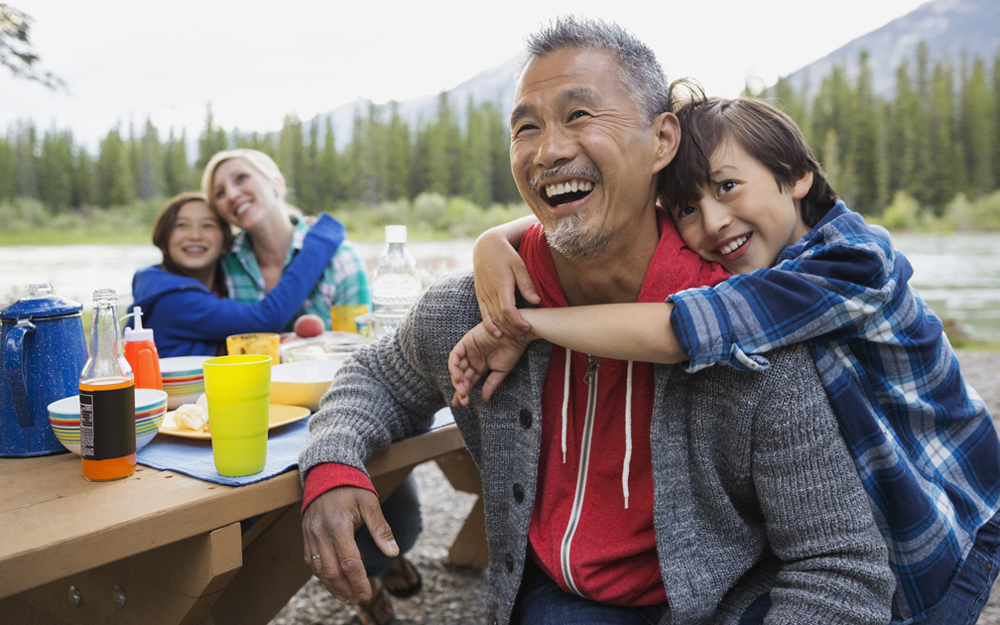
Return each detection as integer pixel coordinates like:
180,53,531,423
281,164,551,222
562,348,571,463
623,361,633,509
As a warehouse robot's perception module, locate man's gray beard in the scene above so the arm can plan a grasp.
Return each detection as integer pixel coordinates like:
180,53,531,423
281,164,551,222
545,211,612,262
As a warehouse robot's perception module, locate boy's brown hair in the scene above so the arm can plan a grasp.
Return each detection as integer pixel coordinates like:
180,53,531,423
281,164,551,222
660,80,838,228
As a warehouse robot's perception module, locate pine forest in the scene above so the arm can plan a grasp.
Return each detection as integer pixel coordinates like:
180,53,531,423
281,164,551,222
3,41,1000,242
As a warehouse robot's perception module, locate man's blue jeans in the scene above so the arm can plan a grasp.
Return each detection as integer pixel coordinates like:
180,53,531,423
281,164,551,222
514,561,667,625
921,508,1000,625
353,473,423,577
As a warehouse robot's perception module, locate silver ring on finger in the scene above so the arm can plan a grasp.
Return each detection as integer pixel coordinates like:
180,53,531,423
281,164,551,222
310,554,322,560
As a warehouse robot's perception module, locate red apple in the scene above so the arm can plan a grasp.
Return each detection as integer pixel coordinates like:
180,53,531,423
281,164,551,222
293,314,325,338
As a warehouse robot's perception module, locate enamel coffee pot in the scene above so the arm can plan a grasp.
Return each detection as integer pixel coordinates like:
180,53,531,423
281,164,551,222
1,283,89,456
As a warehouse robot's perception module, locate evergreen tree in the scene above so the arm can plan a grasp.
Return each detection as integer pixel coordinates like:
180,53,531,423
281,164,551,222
0,132,15,201
411,115,431,198
887,60,918,195
367,102,390,203
911,42,934,205
385,102,412,201
127,122,141,200
851,50,885,213
319,117,343,206
14,121,38,198
348,107,377,204
810,65,854,169
196,105,228,172
821,129,843,194
163,129,193,196
136,119,163,200
485,101,518,204
774,76,808,142
959,57,993,196
463,97,489,207
37,129,73,210
96,127,135,206
277,114,305,205
927,61,961,210
298,117,321,211
992,46,1000,193
424,92,452,196
72,147,96,209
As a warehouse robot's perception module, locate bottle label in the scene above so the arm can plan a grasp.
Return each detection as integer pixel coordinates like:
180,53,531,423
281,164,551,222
79,386,136,460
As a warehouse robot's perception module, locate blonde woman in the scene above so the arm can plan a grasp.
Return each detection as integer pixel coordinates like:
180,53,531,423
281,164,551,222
202,149,370,332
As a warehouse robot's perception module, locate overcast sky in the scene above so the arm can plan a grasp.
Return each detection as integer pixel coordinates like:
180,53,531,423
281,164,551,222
2,0,931,149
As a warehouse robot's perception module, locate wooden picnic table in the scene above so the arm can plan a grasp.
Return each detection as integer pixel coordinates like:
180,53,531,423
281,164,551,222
0,422,487,625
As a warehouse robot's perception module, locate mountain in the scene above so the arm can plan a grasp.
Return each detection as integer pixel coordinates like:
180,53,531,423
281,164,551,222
305,58,521,150
781,0,1000,100
304,0,1000,147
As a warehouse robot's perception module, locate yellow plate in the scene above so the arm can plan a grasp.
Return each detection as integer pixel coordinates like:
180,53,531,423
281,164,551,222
158,404,310,440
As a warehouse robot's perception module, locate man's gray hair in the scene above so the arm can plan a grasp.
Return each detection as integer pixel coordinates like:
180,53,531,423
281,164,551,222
523,16,670,125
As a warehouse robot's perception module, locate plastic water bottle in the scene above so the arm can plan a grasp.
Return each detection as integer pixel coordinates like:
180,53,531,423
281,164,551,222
371,225,422,339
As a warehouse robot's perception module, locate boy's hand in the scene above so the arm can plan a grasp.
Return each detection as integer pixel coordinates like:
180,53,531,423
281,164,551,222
473,230,540,338
449,323,534,406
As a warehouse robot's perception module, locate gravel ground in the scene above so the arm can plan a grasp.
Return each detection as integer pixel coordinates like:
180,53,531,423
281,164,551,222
271,349,1000,625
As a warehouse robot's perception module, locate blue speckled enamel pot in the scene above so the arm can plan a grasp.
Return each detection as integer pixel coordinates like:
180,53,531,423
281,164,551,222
1,284,89,457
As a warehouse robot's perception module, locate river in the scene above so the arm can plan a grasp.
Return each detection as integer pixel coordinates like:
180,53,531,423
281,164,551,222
2,233,1000,342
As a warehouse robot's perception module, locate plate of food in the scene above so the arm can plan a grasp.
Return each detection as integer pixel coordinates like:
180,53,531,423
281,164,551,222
159,399,311,440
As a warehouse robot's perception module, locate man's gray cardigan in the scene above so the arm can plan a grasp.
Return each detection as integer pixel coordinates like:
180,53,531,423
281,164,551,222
300,272,894,625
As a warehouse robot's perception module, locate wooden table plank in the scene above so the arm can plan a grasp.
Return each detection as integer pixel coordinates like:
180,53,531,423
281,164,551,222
0,424,466,600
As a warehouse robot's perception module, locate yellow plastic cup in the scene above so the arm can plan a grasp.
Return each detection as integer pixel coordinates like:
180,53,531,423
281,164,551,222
226,332,280,365
331,304,369,333
202,354,271,477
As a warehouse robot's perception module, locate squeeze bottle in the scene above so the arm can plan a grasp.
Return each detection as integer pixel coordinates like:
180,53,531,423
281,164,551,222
122,306,163,391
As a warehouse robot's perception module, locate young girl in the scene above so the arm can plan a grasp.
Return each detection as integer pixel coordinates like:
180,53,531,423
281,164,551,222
130,191,345,356
450,86,1000,625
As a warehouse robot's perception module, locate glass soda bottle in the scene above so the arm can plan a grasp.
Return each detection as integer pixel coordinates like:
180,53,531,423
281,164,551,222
79,288,136,481
371,225,422,339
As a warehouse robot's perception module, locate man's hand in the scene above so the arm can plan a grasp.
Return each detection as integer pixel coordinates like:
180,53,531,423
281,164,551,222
301,486,399,604
449,322,534,406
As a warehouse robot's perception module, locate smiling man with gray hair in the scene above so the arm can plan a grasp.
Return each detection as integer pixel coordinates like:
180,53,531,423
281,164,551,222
298,17,893,625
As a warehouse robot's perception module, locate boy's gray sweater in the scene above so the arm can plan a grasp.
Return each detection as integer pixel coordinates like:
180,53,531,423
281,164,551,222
300,272,894,625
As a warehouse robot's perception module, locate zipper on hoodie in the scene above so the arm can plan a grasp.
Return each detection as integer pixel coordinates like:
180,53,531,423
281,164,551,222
560,355,600,597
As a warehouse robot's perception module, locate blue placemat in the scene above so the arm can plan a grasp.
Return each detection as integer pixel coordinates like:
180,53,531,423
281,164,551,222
137,407,456,486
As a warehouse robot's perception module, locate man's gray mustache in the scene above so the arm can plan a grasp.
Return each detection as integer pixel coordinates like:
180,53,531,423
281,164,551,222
530,165,602,195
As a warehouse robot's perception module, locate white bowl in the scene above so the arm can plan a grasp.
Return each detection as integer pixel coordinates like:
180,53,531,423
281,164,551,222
270,360,345,412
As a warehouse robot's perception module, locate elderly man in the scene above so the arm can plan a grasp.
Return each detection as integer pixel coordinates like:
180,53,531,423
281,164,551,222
299,18,893,625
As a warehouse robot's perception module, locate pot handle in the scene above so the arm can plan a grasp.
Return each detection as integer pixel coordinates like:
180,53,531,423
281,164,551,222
5,320,36,429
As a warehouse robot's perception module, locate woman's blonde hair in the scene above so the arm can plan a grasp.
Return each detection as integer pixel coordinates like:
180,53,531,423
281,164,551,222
201,149,287,209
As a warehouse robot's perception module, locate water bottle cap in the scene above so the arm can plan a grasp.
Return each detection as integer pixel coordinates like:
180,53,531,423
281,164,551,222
385,225,407,243
122,306,154,342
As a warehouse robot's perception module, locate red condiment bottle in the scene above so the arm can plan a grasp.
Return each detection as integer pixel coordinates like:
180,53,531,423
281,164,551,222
123,306,162,391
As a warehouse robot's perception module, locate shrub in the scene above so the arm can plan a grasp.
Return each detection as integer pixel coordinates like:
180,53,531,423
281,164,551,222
881,191,922,231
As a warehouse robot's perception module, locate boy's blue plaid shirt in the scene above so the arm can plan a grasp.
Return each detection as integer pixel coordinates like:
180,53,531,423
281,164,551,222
669,201,1000,621
223,216,371,333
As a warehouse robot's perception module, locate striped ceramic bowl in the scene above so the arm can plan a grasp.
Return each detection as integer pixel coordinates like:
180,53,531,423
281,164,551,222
47,388,168,455
159,356,211,409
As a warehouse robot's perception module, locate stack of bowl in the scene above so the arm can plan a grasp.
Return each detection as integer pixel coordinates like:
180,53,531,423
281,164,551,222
47,388,169,454
159,356,210,409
